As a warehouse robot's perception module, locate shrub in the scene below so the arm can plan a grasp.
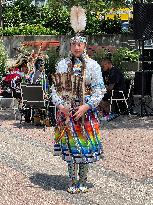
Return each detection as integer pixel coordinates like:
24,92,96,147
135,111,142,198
112,47,140,74
0,39,8,74
100,17,122,34
2,24,59,36
44,46,60,75
92,47,112,64
93,46,140,75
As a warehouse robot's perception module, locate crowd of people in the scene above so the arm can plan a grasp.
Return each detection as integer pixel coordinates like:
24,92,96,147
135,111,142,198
0,49,57,125
1,52,48,93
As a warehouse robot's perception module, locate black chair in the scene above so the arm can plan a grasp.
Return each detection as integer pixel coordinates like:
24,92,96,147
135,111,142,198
21,85,45,107
20,85,46,126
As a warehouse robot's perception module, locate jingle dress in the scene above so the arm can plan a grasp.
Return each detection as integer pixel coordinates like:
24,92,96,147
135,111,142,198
51,55,105,164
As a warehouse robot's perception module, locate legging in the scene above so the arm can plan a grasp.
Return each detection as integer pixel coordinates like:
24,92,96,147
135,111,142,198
68,162,88,186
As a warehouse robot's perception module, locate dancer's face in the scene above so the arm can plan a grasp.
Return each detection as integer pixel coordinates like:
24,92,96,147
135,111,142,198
70,42,86,58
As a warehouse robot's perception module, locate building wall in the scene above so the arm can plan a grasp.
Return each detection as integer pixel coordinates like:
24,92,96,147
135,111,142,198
2,34,137,59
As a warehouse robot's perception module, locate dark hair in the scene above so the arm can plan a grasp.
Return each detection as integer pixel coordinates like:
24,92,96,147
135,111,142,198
70,54,85,67
71,55,75,68
102,58,112,64
18,60,27,70
35,58,44,70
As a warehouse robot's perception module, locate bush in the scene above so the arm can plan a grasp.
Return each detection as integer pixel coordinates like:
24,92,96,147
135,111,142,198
100,17,122,34
93,46,140,75
92,47,112,64
112,47,140,73
43,46,61,85
44,46,60,75
0,27,3,36
0,39,8,74
2,24,59,36
112,47,139,64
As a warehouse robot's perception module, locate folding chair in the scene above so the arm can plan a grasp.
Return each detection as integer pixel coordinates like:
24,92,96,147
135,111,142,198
20,85,47,128
110,79,133,115
0,83,17,119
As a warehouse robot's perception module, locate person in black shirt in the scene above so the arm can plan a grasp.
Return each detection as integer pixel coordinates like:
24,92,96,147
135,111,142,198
99,58,126,114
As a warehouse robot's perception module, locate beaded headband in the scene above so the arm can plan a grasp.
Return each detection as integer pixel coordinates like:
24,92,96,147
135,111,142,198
70,36,87,43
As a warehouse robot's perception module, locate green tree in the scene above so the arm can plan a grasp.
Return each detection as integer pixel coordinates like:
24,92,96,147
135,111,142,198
0,39,8,74
2,4,21,27
47,0,106,11
2,0,137,35
13,0,41,24
41,5,72,34
3,0,42,27
47,0,132,11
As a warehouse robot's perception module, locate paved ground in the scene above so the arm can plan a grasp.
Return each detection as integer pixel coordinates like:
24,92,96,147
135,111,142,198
0,110,153,205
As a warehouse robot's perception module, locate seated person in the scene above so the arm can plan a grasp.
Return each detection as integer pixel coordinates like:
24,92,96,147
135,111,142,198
98,58,126,115
1,60,29,98
30,58,45,84
31,58,50,95
26,58,49,124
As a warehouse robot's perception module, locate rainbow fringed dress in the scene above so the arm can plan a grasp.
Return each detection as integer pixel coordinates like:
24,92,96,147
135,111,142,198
51,56,105,164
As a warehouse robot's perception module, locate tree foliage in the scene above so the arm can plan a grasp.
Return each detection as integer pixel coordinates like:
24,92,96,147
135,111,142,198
3,0,41,27
0,39,8,74
47,0,131,11
41,6,72,34
3,0,153,35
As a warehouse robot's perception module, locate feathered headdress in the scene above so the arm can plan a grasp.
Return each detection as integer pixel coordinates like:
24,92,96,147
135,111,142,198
70,6,87,43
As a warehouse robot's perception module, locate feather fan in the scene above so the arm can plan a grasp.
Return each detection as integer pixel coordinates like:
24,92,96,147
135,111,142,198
70,6,86,33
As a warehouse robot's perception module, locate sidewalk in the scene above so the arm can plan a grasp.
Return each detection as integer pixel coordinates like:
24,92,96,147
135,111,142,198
0,164,72,205
0,110,153,205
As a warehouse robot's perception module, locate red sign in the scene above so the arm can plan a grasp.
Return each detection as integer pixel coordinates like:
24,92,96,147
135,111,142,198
22,41,60,51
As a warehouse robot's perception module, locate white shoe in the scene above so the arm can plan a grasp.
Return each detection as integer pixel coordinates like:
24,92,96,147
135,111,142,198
67,186,79,194
78,183,88,193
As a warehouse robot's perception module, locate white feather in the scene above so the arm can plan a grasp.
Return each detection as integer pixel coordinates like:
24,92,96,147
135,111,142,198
70,6,86,33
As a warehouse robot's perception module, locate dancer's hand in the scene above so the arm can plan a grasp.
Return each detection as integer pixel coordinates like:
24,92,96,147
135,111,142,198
58,104,70,117
73,104,90,121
